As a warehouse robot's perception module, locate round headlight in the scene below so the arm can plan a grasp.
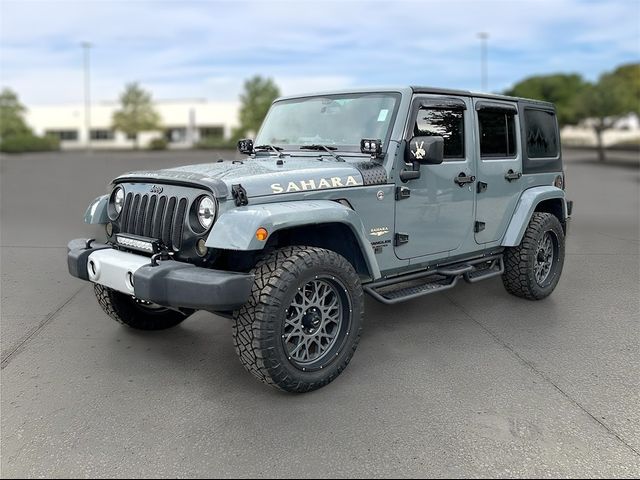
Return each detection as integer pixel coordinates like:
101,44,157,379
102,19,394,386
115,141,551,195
197,196,216,230
109,186,125,220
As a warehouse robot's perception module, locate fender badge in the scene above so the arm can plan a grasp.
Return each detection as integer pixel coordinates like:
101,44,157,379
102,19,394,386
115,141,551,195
376,190,384,201
370,227,389,237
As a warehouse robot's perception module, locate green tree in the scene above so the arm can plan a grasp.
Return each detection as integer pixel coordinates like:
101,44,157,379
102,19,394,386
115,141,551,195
504,74,588,125
0,88,31,139
112,82,161,148
235,76,280,138
574,63,640,162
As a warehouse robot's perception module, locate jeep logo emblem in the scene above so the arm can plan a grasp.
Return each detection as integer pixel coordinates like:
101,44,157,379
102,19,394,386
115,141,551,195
150,185,163,194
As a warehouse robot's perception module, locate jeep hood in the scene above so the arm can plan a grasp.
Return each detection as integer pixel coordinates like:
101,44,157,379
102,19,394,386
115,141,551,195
114,157,374,198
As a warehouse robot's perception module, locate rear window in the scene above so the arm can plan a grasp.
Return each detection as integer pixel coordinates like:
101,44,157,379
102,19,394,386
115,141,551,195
525,109,559,158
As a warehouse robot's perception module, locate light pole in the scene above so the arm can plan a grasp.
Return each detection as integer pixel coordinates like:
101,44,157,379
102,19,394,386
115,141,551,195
477,32,489,92
81,41,92,150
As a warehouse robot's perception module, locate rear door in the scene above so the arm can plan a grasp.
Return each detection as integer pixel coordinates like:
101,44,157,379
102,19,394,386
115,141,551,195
473,100,523,244
394,95,475,259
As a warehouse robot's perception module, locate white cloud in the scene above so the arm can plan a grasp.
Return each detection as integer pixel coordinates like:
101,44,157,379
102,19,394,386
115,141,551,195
0,0,638,105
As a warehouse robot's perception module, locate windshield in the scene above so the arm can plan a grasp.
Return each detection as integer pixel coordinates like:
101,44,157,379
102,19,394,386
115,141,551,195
255,93,400,152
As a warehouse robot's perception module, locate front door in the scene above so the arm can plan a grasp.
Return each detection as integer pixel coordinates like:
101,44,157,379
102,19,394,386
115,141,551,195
394,96,475,260
473,100,523,244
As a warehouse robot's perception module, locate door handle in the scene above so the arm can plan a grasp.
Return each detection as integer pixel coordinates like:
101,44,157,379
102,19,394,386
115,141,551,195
505,169,522,181
454,172,476,187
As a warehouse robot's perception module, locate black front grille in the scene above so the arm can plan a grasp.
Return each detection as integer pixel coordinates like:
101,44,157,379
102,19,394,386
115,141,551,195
119,192,188,250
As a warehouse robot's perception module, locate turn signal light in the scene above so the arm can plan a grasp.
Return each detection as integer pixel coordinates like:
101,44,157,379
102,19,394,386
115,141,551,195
256,228,268,241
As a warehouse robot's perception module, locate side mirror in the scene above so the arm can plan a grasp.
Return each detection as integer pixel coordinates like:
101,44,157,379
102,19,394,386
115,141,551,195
405,136,444,165
237,138,254,154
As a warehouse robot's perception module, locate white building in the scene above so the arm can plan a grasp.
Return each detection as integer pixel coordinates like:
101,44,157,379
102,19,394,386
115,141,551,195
560,113,640,147
25,98,240,150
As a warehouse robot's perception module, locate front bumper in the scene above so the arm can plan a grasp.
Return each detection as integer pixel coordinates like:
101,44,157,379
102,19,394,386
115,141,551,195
67,239,254,312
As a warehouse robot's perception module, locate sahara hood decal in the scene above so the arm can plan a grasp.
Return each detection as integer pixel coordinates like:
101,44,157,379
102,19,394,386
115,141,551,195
270,175,362,194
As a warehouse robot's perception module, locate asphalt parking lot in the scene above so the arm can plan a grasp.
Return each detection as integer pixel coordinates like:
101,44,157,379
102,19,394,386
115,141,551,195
1,148,639,478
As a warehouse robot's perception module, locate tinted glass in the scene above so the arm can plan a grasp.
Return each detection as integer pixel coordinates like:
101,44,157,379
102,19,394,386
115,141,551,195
414,108,464,158
525,109,558,158
90,129,114,140
478,110,517,157
45,130,78,141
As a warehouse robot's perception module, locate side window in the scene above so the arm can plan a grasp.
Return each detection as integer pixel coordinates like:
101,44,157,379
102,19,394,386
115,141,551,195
478,109,517,157
414,108,464,159
525,109,558,158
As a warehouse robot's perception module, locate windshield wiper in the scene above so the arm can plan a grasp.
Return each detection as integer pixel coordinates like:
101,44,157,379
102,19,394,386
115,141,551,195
299,144,344,162
254,144,284,158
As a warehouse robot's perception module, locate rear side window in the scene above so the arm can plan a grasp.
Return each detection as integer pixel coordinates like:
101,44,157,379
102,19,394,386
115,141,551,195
525,109,559,158
478,110,517,157
414,108,464,159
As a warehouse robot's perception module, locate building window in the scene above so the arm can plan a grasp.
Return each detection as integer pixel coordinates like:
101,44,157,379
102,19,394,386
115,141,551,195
478,110,517,157
45,130,78,141
414,108,464,159
90,129,115,141
126,132,137,141
525,109,558,158
199,126,224,140
165,127,187,143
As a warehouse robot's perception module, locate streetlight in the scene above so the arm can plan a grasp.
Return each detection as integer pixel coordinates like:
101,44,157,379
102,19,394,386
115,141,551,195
477,32,489,92
81,41,92,150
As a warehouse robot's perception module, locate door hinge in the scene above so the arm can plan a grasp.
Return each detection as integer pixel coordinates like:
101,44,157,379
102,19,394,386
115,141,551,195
474,221,486,233
395,233,409,246
395,186,411,200
477,181,488,194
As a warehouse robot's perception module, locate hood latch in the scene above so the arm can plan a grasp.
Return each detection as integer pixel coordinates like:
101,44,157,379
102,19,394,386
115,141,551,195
232,184,249,207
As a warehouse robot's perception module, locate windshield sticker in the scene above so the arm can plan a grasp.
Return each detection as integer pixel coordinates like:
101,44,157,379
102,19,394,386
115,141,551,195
271,175,362,194
377,109,389,122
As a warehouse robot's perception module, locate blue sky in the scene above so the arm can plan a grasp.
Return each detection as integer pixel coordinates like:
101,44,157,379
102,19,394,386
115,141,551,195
1,0,638,105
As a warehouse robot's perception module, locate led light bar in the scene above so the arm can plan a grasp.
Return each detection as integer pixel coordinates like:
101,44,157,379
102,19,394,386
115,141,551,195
360,138,383,157
116,234,159,254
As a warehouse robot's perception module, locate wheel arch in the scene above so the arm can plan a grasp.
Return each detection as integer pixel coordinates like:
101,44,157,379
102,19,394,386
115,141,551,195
206,200,381,280
84,194,109,224
502,186,567,247
264,222,371,278
534,197,566,230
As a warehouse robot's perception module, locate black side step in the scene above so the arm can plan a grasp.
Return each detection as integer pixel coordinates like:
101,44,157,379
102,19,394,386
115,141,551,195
364,254,504,305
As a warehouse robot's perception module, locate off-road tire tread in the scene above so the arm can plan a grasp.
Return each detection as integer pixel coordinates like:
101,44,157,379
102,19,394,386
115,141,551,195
94,283,187,330
502,212,565,300
233,246,364,393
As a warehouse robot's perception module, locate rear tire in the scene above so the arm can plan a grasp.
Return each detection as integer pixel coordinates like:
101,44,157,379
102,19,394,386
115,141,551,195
233,246,364,393
502,212,565,300
94,284,189,330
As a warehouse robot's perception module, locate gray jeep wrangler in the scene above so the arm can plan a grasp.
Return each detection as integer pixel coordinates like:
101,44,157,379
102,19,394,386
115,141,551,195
68,87,572,392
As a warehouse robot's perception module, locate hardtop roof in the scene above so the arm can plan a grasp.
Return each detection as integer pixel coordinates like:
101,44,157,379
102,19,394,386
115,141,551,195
275,86,555,109
410,86,555,108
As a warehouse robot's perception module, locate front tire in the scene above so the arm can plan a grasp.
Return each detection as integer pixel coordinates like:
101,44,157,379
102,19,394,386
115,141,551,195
233,246,364,393
94,284,189,330
502,212,565,300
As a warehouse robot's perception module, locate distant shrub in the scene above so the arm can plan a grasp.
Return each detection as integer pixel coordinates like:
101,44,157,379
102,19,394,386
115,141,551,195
611,137,640,150
0,134,60,153
195,137,237,150
148,137,168,150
